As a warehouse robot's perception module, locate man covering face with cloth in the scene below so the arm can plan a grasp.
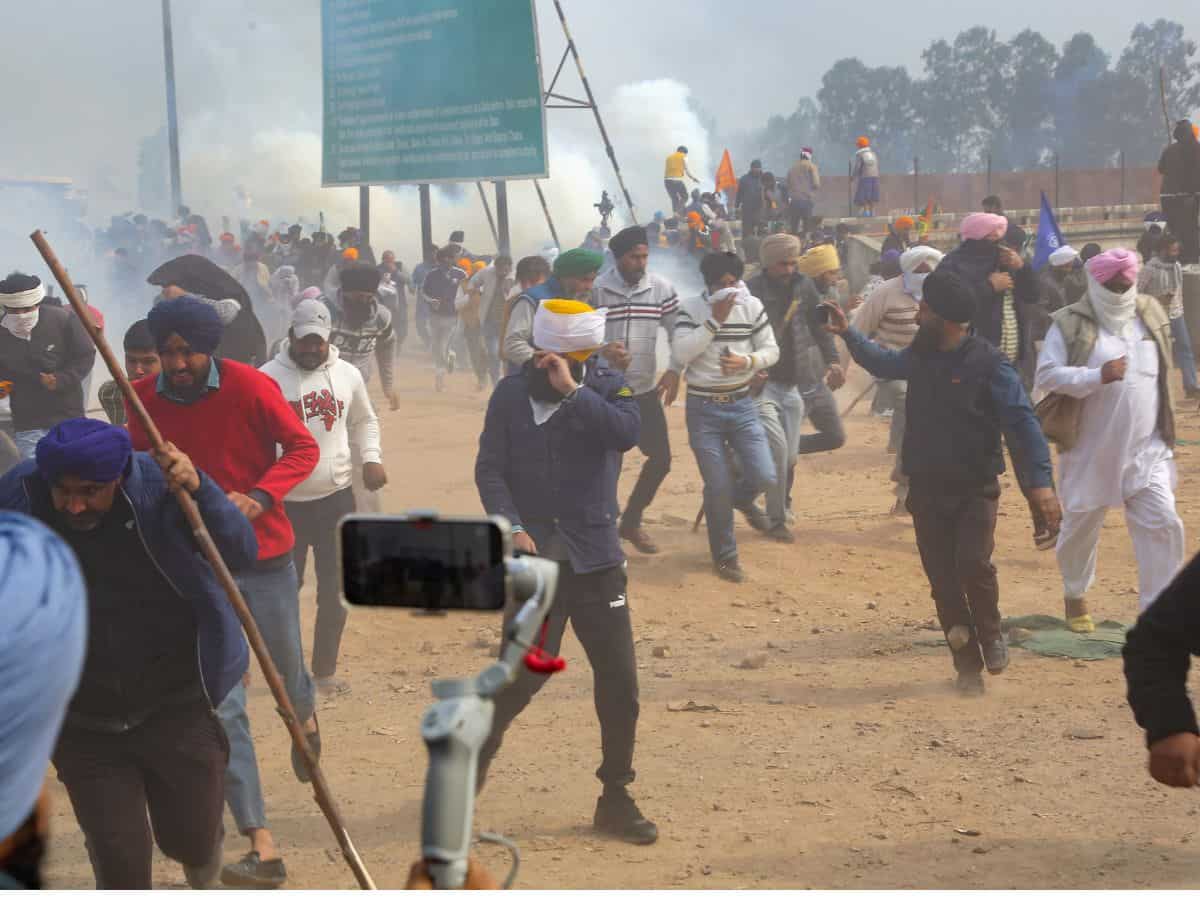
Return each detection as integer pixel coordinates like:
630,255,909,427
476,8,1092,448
475,299,658,845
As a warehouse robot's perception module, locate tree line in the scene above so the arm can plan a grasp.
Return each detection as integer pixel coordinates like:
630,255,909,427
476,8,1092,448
733,19,1200,176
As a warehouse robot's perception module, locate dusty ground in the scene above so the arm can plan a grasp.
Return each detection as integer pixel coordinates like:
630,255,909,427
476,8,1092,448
44,345,1200,890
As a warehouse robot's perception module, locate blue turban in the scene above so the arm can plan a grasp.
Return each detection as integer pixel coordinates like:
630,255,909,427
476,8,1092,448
0,512,87,838
36,418,133,485
147,294,223,354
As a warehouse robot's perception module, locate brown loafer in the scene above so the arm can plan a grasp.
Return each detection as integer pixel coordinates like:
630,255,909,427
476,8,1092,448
619,524,659,555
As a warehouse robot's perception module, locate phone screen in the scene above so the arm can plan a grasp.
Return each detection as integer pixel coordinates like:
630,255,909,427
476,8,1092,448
340,517,507,611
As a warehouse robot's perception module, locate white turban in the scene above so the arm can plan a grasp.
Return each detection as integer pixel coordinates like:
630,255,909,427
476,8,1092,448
532,299,608,361
899,245,944,275
0,281,45,310
1049,245,1080,267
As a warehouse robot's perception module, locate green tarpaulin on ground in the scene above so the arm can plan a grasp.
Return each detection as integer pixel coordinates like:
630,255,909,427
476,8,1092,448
1001,614,1127,660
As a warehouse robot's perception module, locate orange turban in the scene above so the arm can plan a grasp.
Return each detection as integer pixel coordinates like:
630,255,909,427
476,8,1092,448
895,216,915,231
342,247,359,261
856,136,870,148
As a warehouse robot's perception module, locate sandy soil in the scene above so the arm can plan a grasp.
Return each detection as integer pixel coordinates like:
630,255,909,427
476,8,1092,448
43,347,1200,890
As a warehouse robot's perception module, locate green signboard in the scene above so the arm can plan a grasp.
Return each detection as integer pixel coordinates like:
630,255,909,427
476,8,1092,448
321,0,548,186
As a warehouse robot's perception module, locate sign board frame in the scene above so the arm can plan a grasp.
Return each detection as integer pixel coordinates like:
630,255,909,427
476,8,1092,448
320,0,549,187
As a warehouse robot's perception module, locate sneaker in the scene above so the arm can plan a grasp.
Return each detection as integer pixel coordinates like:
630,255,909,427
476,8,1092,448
766,523,795,544
955,671,986,696
593,788,659,845
982,637,1009,675
715,558,746,583
220,852,288,889
291,715,321,784
736,504,770,533
315,675,350,697
619,523,660,555
183,826,224,889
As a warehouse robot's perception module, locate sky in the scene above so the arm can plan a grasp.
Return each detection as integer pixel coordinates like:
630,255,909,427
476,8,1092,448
0,0,1196,261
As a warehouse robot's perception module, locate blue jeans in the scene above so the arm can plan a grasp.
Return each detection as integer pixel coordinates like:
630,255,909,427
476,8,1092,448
1170,316,1198,394
217,560,314,833
14,428,49,460
686,394,775,564
752,381,804,528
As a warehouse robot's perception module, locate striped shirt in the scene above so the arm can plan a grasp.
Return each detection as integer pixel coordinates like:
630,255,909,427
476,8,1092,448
850,276,919,352
592,268,680,395
672,292,780,393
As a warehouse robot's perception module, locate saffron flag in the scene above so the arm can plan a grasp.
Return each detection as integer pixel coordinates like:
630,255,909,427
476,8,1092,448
715,150,737,194
1032,192,1064,271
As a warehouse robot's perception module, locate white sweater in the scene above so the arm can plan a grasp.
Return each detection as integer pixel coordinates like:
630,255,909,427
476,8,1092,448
672,292,779,393
259,343,382,502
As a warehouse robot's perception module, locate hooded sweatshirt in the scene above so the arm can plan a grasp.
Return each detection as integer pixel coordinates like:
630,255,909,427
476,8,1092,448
259,342,382,502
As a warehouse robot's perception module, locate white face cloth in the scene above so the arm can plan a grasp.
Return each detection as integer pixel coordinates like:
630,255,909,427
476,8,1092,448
1,308,39,340
1086,274,1138,339
898,247,944,300
704,281,750,306
532,305,607,355
901,272,931,301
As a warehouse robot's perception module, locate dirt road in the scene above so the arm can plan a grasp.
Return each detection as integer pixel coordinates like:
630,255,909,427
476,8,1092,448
43,349,1200,889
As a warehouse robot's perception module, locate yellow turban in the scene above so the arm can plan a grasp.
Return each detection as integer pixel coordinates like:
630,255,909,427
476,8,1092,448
797,244,841,278
533,299,608,362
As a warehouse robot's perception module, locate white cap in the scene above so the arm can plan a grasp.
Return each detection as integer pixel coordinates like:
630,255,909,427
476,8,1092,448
291,298,331,340
1049,245,1080,267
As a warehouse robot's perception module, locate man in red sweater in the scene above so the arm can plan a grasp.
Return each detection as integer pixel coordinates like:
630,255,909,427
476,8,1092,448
129,296,319,888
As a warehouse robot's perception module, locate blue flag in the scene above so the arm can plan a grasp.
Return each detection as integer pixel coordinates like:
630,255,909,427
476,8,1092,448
1032,192,1064,271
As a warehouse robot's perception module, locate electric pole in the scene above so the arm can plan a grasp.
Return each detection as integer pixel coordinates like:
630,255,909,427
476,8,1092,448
162,0,183,214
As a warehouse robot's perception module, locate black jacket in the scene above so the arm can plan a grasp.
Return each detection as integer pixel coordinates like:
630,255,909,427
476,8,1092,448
939,239,1037,360
1158,123,1200,196
475,361,640,574
0,305,95,431
1125,552,1200,746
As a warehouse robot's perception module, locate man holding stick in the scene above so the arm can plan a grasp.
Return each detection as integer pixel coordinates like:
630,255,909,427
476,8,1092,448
127,296,320,888
0,418,256,889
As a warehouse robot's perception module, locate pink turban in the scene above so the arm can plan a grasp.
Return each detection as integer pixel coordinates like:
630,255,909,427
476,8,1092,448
960,213,1008,241
1085,248,1140,286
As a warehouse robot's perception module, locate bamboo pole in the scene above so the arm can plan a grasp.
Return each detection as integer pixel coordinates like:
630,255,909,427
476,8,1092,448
30,230,376,891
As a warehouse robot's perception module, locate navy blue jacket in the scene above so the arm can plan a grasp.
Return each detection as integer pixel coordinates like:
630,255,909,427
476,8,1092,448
0,453,256,708
841,327,1053,491
475,361,640,573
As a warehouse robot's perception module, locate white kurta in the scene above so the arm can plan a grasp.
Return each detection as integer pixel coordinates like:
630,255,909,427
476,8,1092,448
1034,318,1185,609
1034,318,1170,512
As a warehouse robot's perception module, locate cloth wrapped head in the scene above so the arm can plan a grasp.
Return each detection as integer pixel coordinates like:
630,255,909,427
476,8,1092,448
0,273,45,309
342,247,359,261
532,299,608,363
147,295,223,354
1085,248,1140,287
609,226,649,259
340,264,382,293
760,233,802,267
960,213,1008,242
1049,245,1080,267
879,249,903,279
900,245,945,275
856,136,870,148
553,248,605,279
797,244,841,278
36,418,133,485
894,216,915,232
0,512,87,839
920,268,975,324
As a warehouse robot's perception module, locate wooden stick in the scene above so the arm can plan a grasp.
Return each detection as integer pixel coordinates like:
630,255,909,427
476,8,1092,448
839,380,879,418
30,231,376,891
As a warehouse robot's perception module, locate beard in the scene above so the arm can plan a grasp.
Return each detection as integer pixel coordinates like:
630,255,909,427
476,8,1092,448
910,322,943,356
528,359,585,403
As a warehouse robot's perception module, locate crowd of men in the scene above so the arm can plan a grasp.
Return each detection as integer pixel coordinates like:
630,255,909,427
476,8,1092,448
3,119,1200,890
